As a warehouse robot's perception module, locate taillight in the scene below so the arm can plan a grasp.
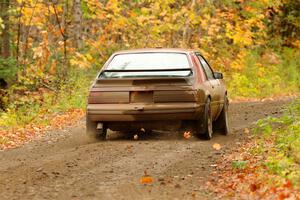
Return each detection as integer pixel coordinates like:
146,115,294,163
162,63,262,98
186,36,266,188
153,91,196,102
88,92,129,104
88,91,196,103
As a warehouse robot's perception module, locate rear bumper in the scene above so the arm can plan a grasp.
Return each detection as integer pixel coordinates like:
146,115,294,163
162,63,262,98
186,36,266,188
87,103,204,121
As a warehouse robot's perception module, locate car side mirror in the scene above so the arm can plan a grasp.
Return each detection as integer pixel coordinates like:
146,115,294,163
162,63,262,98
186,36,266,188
214,72,223,79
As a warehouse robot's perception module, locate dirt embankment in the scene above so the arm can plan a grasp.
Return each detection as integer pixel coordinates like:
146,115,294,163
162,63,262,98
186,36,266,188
0,100,288,200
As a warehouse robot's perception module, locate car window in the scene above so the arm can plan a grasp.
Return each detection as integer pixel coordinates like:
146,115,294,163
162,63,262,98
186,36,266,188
101,53,192,78
196,54,214,80
108,53,190,69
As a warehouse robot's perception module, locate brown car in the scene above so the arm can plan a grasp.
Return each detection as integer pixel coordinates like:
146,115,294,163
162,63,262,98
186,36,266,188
86,48,229,140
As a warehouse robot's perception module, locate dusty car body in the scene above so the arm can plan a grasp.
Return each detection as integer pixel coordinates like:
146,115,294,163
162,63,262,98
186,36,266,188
86,48,229,140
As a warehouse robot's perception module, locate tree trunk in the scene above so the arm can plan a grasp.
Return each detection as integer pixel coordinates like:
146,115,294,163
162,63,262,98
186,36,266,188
73,0,82,49
0,0,10,58
62,0,69,78
53,0,69,81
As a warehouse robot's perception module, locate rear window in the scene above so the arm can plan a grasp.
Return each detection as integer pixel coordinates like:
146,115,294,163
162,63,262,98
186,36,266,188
101,53,192,78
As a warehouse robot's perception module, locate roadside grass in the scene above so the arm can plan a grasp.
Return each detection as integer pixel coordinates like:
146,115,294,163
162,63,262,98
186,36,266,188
206,99,299,199
254,99,300,186
0,69,95,128
0,69,96,149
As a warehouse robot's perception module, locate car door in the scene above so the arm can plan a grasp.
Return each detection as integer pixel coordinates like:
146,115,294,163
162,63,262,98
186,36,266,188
195,53,222,119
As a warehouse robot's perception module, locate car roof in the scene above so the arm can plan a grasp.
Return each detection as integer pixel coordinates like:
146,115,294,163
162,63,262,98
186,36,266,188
114,48,195,54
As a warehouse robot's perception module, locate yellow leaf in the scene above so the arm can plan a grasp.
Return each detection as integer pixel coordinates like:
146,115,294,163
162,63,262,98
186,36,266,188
244,128,250,134
212,143,222,150
85,53,93,61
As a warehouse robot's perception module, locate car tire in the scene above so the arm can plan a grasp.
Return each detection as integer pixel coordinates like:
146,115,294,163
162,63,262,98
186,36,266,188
215,96,230,135
86,117,107,140
196,98,213,140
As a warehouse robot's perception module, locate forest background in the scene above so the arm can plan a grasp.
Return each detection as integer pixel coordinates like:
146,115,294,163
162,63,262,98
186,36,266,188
0,0,299,139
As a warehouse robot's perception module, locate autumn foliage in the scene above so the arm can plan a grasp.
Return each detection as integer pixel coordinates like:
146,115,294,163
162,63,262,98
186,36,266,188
0,1,299,198
0,0,299,101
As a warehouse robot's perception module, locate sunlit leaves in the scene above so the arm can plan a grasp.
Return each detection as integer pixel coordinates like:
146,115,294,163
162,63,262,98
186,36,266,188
70,52,93,69
5,0,300,97
0,17,4,34
226,22,254,46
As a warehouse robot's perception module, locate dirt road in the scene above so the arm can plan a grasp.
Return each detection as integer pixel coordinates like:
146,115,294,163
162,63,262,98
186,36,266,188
0,100,289,200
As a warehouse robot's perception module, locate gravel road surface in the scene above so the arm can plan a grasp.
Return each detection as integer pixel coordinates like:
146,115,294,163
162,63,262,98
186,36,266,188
0,100,288,200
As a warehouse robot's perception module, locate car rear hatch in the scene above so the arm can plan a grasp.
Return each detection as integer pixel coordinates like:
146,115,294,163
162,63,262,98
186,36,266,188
88,69,197,104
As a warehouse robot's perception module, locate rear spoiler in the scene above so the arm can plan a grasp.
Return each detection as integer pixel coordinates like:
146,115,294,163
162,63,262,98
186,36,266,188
100,68,192,73
98,68,193,78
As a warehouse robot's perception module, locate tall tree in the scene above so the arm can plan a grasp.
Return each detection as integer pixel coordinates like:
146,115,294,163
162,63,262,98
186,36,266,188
0,0,10,58
73,0,82,49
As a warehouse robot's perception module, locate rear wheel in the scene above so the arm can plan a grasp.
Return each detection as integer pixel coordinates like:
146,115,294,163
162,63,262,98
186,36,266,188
215,96,230,135
196,98,213,140
86,117,107,140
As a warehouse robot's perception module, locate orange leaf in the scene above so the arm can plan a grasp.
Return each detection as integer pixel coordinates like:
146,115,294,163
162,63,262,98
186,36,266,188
283,180,292,188
249,183,259,192
183,131,191,139
140,176,153,184
269,187,277,193
279,192,289,200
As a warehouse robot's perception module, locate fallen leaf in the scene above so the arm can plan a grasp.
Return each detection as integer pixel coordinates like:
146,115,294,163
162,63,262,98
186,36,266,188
140,176,153,184
283,180,292,188
183,131,191,139
212,143,222,150
269,187,277,193
249,183,259,192
279,192,289,200
191,192,196,198
237,174,245,179
244,128,250,134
